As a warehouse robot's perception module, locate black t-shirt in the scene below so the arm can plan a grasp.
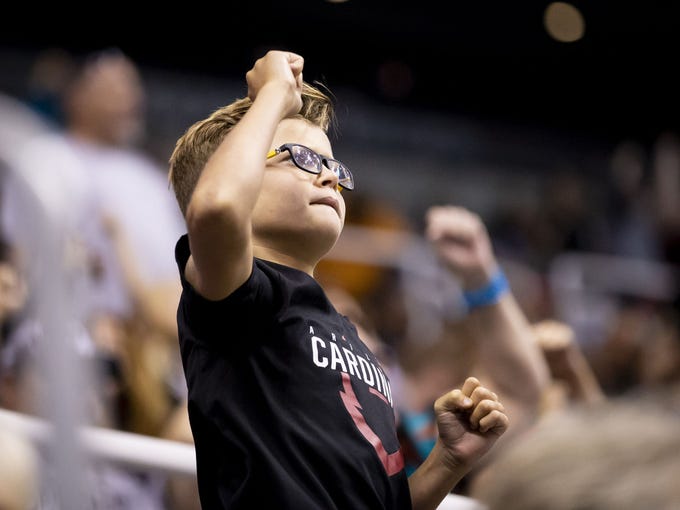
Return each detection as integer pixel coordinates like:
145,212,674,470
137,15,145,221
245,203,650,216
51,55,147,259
175,234,411,510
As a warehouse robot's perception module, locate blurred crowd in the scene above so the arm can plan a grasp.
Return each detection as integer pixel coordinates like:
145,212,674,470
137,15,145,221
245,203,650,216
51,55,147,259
1,47,679,510
0,48,188,509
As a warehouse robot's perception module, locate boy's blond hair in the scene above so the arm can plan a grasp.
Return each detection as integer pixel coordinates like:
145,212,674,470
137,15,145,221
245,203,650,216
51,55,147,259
168,82,336,217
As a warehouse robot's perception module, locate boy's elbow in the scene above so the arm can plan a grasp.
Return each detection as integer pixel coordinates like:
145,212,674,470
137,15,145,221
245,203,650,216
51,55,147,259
186,188,245,233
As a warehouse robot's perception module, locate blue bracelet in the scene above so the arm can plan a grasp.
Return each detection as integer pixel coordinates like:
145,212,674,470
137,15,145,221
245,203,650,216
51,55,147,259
462,268,509,310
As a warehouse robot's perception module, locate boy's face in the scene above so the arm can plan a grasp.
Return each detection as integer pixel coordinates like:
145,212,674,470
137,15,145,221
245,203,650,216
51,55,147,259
252,118,347,259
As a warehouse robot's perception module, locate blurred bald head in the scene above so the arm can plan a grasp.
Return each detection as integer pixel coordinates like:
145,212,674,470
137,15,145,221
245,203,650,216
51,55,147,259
471,396,680,510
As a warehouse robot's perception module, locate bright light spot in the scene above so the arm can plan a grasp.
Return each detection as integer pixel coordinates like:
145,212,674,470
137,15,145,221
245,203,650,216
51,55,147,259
544,2,585,43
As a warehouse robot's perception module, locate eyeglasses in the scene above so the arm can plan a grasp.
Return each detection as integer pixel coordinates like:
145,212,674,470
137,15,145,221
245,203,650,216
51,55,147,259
266,143,354,191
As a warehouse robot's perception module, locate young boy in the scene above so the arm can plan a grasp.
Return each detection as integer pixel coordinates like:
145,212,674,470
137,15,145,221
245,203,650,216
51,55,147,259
168,50,508,510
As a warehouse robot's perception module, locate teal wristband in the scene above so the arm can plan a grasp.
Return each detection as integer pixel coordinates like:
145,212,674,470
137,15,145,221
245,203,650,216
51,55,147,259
462,268,509,310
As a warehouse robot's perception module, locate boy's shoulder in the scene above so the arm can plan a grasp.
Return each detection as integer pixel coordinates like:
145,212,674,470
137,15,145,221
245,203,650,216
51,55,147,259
175,233,320,303
175,233,313,283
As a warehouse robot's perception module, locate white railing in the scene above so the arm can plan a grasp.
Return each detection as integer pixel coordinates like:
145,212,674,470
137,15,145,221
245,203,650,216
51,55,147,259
0,408,196,476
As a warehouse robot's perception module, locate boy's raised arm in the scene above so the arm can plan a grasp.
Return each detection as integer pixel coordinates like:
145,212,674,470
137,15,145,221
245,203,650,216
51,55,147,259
184,51,304,300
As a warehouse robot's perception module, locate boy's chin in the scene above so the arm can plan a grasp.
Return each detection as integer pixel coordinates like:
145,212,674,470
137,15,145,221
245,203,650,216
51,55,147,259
301,226,343,258
260,224,342,260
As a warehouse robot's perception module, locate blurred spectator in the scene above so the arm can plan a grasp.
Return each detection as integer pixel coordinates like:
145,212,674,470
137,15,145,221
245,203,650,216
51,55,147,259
23,47,77,129
0,238,28,346
1,48,183,510
531,318,605,414
493,138,664,267
3,47,184,339
652,131,680,265
596,138,662,260
469,394,680,510
0,235,35,415
587,300,680,396
489,166,598,274
333,204,551,495
651,131,680,327
1,47,185,423
100,211,185,436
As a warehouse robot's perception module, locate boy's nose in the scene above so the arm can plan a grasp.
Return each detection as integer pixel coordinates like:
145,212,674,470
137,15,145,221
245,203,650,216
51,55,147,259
317,165,339,189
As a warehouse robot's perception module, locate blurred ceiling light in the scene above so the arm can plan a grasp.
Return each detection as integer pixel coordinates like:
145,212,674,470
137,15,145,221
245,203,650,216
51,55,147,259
544,2,585,43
